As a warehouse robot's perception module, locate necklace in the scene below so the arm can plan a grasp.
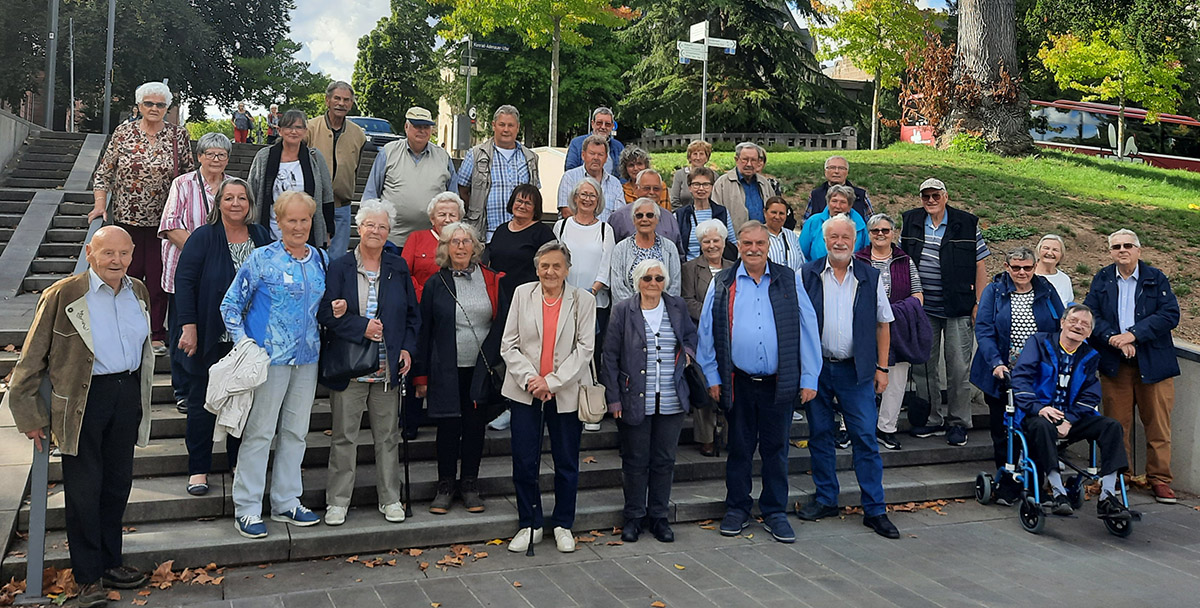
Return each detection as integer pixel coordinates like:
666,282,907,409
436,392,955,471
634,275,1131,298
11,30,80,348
542,291,563,306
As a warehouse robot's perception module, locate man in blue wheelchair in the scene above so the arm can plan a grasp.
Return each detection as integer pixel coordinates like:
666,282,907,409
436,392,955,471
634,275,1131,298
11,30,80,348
980,303,1134,535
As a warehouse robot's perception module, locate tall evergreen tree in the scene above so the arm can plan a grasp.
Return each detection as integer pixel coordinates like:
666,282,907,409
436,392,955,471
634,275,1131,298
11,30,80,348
353,0,441,128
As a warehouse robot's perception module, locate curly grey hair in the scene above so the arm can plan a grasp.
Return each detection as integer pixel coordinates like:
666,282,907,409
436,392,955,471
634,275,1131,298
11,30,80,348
135,81,173,106
427,191,466,219
355,199,394,228
617,145,650,182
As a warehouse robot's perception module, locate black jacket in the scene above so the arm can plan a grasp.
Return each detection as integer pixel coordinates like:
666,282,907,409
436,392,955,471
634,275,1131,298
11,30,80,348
899,205,982,318
806,180,871,220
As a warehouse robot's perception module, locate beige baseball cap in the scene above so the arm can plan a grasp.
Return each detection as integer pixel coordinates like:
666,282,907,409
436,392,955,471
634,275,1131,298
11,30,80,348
405,107,435,126
919,178,946,193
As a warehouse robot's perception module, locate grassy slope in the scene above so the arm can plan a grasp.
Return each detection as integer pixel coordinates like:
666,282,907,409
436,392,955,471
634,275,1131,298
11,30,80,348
653,143,1200,338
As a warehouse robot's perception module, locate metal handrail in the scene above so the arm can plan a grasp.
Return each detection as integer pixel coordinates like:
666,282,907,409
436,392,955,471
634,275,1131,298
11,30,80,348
17,216,102,605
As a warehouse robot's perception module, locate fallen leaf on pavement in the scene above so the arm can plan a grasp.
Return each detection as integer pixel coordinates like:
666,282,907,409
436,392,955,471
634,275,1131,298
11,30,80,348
387,559,397,566
513,582,522,588
699,525,715,530
106,591,121,601
431,603,441,607
419,562,429,571
323,429,333,436
907,534,918,538
612,526,622,535
673,564,685,570
408,548,424,557
486,539,504,545
132,600,147,606
697,520,713,525
745,534,753,539
346,555,359,563
575,535,596,543
263,573,275,579
582,456,598,464
137,590,152,597
790,440,808,449
473,552,488,560
589,530,606,537
4,344,15,352
606,541,624,546
651,601,666,607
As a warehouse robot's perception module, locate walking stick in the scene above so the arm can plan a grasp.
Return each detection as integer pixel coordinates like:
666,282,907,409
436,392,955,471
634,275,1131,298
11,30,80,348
400,373,412,518
527,399,546,557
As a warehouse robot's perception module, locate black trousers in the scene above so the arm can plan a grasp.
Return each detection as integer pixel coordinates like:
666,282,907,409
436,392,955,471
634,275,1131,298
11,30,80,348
1023,414,1129,479
61,371,142,585
185,341,239,475
618,411,684,521
435,367,487,481
167,294,190,403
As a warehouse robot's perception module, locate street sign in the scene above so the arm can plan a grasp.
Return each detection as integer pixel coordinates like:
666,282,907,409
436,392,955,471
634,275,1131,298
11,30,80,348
677,40,708,61
468,106,477,120
707,37,737,50
690,21,708,43
473,41,510,52
458,66,478,76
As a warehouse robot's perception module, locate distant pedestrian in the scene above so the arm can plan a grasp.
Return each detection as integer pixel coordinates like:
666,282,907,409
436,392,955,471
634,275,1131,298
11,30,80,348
232,103,253,143
266,104,280,144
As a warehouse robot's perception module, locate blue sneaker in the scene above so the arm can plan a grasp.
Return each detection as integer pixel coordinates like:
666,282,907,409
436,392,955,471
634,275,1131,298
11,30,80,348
719,510,750,537
235,515,268,539
271,505,320,526
763,513,796,543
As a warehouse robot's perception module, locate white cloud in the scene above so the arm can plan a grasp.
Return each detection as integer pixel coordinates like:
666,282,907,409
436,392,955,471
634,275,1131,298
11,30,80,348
290,0,390,81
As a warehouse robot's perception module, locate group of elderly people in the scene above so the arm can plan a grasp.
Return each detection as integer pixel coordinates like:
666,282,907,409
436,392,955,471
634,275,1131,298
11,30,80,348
49,87,1176,580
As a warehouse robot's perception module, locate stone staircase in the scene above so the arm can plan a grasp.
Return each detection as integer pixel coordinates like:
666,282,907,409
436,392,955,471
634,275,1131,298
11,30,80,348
0,132,85,189
0,190,35,258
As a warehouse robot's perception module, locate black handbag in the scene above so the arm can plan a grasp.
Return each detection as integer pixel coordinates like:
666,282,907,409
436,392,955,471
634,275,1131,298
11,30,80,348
319,253,383,384
683,356,718,410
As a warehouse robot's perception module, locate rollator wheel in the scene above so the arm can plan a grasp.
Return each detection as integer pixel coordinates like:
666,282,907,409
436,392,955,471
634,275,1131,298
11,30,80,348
1019,497,1045,534
1104,516,1132,538
975,472,994,505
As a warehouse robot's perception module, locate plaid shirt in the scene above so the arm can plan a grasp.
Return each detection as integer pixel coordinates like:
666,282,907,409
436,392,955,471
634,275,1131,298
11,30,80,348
455,144,539,239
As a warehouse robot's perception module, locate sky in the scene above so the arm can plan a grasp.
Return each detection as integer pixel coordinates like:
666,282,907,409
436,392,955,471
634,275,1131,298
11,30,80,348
287,0,952,82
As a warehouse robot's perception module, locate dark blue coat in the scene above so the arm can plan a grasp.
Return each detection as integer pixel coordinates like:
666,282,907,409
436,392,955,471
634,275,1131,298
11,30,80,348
174,222,273,373
1083,261,1181,384
970,273,1064,398
316,249,421,391
806,180,871,220
1011,332,1101,426
801,257,884,386
600,293,698,426
675,202,733,261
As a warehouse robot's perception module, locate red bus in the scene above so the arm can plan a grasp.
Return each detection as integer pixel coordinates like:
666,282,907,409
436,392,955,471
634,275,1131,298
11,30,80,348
1029,99,1200,172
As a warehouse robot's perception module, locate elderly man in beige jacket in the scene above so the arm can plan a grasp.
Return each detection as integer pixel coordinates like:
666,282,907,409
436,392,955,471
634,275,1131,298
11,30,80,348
7,226,155,606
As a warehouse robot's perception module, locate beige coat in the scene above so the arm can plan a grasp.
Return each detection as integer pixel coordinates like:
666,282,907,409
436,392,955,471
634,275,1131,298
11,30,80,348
711,168,773,233
500,283,596,414
306,114,367,205
5,272,154,456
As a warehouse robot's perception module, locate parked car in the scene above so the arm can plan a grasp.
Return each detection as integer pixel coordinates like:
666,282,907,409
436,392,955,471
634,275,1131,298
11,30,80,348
349,116,403,149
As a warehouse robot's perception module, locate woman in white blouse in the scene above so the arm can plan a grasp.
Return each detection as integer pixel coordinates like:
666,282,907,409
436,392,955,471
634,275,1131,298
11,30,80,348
1034,234,1074,306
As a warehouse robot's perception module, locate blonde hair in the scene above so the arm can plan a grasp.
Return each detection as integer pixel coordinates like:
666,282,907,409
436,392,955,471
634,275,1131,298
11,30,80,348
274,190,317,220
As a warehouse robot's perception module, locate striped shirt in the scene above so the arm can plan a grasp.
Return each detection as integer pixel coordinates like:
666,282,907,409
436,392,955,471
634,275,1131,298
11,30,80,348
643,303,682,415
917,215,989,317
868,256,923,298
768,228,805,272
159,171,227,293
356,270,389,383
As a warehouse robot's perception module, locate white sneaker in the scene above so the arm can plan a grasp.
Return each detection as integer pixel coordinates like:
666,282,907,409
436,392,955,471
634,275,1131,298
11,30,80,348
488,409,511,431
379,501,406,523
554,527,576,552
324,505,347,526
507,527,543,553
583,422,601,432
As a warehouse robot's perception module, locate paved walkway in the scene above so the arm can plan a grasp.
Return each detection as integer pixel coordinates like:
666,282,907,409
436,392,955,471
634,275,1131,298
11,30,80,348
107,492,1200,607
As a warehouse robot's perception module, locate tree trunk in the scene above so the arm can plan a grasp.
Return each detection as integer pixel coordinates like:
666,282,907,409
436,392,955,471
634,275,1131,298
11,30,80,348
939,0,1033,156
548,16,561,148
871,66,881,151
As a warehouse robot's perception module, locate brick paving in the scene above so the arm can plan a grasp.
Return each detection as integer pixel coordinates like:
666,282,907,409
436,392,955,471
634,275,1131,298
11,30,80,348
118,492,1200,608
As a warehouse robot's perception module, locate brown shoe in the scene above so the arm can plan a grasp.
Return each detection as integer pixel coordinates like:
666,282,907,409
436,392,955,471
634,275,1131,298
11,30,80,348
1152,482,1177,504
73,582,108,607
460,478,485,513
428,479,454,514
699,443,716,457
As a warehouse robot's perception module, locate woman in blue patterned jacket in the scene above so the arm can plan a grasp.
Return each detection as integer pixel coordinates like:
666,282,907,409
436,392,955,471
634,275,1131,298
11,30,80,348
220,190,327,539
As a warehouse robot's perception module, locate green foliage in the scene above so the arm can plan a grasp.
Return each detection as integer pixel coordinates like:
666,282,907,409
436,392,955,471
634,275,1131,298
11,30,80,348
982,224,1035,242
235,39,330,112
353,0,441,128
813,0,928,90
618,0,857,135
948,133,987,154
1075,263,1091,276
185,119,235,141
436,0,627,49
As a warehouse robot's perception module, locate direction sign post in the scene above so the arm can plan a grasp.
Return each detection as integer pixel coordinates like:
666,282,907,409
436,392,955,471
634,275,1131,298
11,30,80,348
678,21,738,141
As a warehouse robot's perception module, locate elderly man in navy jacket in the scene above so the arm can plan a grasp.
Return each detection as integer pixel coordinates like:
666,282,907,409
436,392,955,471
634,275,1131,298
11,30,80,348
1083,228,1181,504
797,214,899,539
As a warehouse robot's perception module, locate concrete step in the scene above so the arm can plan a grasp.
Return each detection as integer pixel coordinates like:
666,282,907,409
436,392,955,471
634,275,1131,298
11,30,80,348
0,201,31,213
0,227,12,242
0,214,22,228
23,153,73,163
0,344,168,377
3,461,984,577
45,228,87,242
10,159,75,171
50,215,89,229
4,178,62,189
35,242,85,257
29,258,77,274
21,275,66,292
31,131,87,141
9,168,71,179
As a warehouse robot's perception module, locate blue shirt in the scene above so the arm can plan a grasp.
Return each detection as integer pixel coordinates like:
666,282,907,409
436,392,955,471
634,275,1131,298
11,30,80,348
86,270,149,375
696,263,821,390
796,208,868,262
1117,266,1139,333
739,173,765,222
555,166,624,222
818,260,894,359
455,144,540,240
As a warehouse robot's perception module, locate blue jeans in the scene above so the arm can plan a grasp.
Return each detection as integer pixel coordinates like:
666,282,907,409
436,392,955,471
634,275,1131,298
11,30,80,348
329,204,352,260
808,360,886,516
725,372,792,517
510,399,582,530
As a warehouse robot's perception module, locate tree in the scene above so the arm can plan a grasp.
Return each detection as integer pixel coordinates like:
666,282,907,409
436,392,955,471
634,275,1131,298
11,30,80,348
435,0,631,146
619,0,857,136
813,0,928,150
942,0,1033,155
237,39,330,111
353,0,441,128
1039,30,1187,158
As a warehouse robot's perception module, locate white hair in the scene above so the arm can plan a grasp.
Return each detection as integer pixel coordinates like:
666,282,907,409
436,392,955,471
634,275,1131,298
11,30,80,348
824,155,849,170
822,213,858,239
1107,229,1140,248
427,191,466,219
695,218,728,242
635,168,662,186
631,258,669,289
135,81,172,106
567,177,605,216
355,198,394,228
630,197,660,218
195,132,231,156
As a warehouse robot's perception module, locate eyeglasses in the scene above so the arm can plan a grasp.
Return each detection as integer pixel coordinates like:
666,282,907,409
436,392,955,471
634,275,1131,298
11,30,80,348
575,192,598,200
634,212,656,219
141,101,168,109
641,186,664,193
360,221,388,232
826,165,848,171
449,238,473,247
1110,242,1137,250
512,197,534,208
868,228,892,235
202,151,229,161
281,125,306,132
1008,264,1034,273
640,275,665,283
920,192,943,201
689,182,713,188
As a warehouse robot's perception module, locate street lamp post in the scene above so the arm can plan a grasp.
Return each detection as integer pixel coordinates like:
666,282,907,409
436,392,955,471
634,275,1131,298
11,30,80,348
43,0,59,129
102,0,116,133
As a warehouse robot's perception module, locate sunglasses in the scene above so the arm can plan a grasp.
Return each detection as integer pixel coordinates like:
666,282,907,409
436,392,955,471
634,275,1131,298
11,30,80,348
640,275,665,283
920,192,943,201
868,228,892,235
634,212,656,219
1110,243,1137,250
141,101,168,109
1008,264,1034,273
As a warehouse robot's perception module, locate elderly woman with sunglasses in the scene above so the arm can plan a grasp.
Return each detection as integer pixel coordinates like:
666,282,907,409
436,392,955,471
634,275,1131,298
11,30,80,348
610,198,681,303
970,246,1064,505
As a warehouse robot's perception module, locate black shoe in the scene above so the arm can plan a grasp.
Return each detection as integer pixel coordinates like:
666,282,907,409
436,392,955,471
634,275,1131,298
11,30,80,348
1096,495,1132,521
649,518,674,543
621,518,642,542
402,426,419,441
994,476,1021,507
176,398,188,415
909,425,945,438
428,479,454,514
863,514,900,539
946,426,967,446
876,430,902,450
1051,494,1074,516
835,429,851,450
762,513,795,543
795,499,840,521
74,582,108,607
102,565,147,589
